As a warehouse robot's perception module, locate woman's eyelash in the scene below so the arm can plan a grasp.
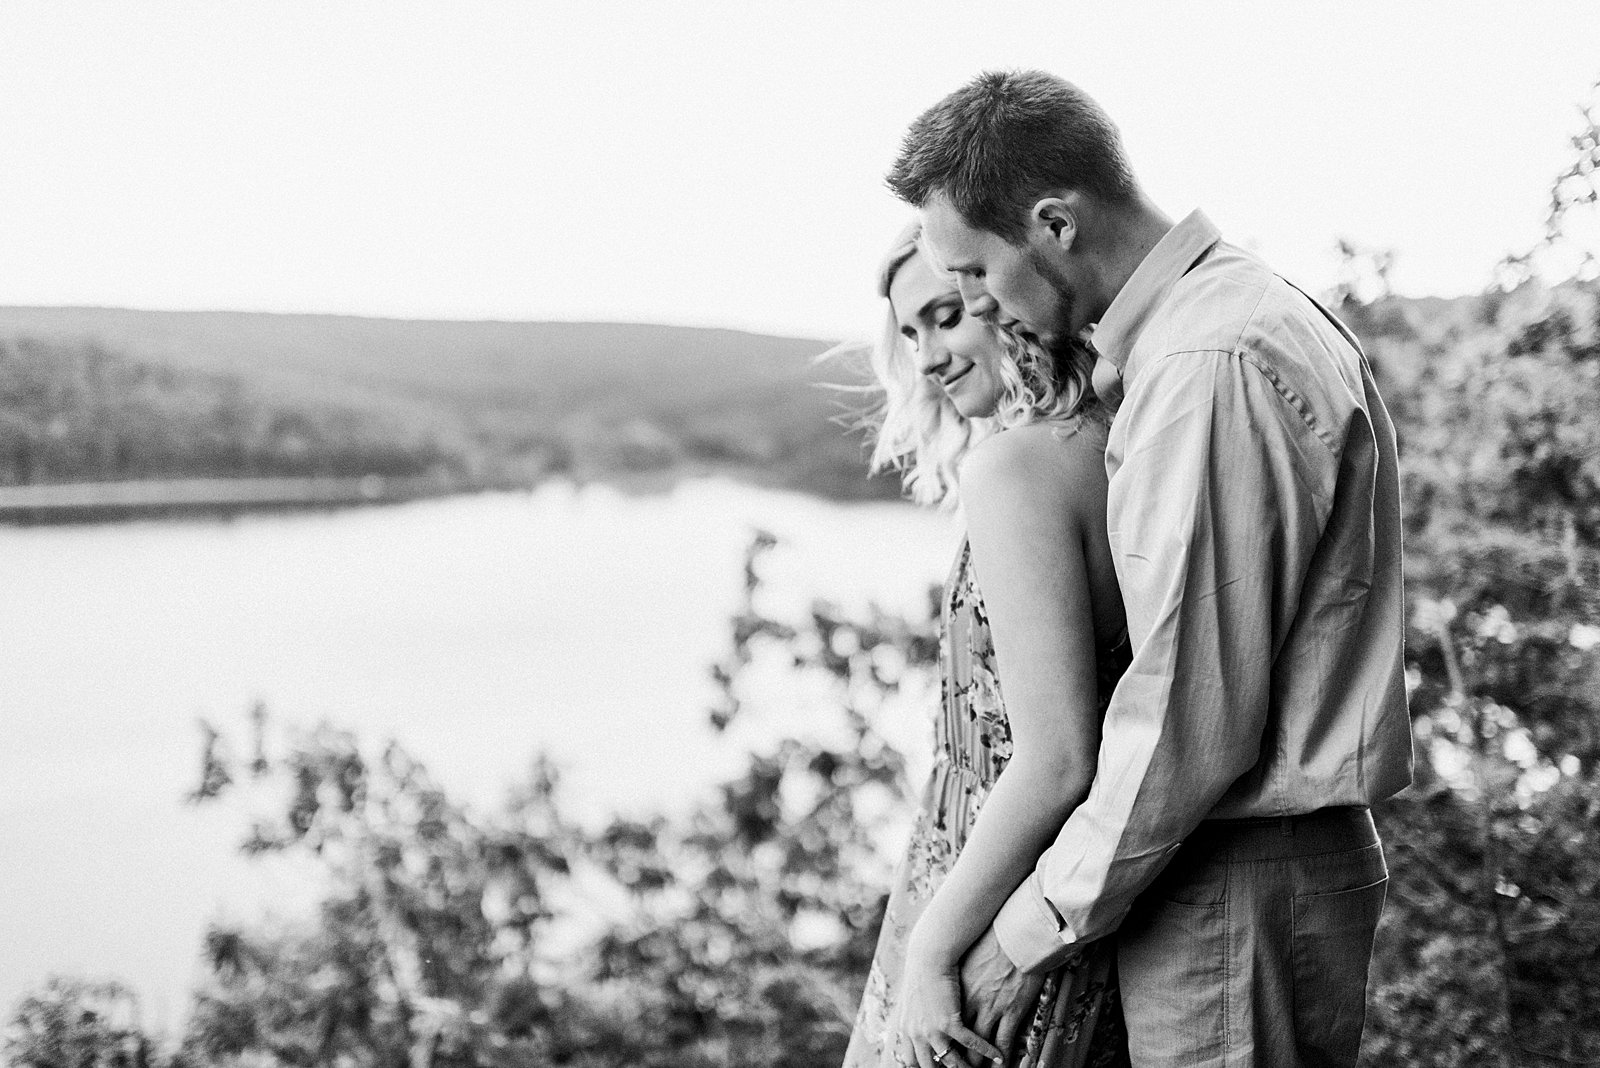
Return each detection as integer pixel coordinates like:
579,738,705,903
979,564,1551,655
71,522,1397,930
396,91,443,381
938,308,962,329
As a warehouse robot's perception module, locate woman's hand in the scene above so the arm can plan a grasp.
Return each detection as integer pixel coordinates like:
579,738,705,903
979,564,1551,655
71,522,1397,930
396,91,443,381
892,943,1003,1068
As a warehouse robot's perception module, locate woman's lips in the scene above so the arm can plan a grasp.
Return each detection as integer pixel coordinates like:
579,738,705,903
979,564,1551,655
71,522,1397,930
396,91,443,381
941,364,973,389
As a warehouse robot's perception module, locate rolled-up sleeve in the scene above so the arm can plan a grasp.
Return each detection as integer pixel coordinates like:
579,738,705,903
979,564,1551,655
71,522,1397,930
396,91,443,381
993,346,1332,972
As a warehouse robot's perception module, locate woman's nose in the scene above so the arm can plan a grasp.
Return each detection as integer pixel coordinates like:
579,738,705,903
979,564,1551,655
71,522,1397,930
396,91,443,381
917,339,951,377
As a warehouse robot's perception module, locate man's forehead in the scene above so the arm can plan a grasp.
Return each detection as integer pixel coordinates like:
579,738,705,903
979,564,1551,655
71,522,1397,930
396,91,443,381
918,197,991,266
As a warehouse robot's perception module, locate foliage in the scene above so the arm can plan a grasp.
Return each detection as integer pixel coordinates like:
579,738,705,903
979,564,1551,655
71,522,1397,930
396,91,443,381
1356,82,1600,1066
1497,80,1600,290
0,336,468,486
180,715,580,1068
0,535,938,1067
572,532,930,1066
1354,275,1600,1065
1329,238,1397,308
3,977,162,1068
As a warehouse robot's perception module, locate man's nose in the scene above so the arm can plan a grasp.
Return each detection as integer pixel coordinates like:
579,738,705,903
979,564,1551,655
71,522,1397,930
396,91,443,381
956,276,998,318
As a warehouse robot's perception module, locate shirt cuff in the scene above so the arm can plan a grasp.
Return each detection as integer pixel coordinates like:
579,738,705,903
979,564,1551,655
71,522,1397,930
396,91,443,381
992,871,1081,974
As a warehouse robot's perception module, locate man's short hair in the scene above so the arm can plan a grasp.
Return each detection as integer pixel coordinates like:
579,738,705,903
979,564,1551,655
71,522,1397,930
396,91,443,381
886,70,1139,244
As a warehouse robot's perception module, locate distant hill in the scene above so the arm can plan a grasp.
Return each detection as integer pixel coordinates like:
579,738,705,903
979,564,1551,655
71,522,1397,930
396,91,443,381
0,296,1479,511
0,307,894,502
0,307,828,414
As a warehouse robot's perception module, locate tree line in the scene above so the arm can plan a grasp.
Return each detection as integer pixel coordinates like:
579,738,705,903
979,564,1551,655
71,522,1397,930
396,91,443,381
0,330,894,503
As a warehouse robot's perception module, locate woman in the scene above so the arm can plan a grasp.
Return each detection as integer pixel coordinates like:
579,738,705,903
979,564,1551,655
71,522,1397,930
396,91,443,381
840,222,1130,1068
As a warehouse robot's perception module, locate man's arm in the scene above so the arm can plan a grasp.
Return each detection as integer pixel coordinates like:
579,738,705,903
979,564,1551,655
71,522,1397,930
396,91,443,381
990,346,1333,971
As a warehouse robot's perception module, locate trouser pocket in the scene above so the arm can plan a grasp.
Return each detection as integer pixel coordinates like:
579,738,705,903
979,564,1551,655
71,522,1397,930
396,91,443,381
1117,894,1228,1067
1291,843,1388,1066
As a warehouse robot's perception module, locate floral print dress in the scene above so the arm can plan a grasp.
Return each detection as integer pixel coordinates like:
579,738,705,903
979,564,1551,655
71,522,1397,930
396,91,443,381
842,538,1131,1068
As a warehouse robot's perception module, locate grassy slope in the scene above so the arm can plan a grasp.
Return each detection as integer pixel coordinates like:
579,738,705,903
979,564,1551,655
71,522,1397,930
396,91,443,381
0,306,887,498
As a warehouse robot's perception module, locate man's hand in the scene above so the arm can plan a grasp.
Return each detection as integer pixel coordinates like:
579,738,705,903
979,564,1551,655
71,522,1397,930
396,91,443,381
959,926,1044,1065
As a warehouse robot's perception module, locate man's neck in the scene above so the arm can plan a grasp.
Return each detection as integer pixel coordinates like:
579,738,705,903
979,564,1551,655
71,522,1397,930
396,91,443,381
1094,197,1174,314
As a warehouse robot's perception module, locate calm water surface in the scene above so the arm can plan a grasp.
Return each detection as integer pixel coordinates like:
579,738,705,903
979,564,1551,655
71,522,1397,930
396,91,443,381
0,478,957,1028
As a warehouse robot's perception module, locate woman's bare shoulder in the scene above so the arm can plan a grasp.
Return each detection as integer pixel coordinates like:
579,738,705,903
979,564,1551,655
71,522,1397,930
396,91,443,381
960,420,1107,509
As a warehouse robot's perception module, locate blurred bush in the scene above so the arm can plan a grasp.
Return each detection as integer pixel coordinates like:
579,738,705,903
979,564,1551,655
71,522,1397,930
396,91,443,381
3,535,937,1068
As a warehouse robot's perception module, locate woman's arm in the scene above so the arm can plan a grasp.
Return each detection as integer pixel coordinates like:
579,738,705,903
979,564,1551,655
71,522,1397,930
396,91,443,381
891,423,1108,1067
908,423,1107,968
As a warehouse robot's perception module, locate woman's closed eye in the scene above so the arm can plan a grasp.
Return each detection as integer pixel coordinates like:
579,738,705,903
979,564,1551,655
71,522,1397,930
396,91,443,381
936,307,963,330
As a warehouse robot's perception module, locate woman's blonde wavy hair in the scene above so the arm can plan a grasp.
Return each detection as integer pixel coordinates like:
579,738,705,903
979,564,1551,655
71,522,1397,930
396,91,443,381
846,219,1101,508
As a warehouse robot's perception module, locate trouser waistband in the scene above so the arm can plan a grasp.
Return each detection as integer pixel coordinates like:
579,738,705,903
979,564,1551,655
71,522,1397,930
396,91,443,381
1183,805,1377,862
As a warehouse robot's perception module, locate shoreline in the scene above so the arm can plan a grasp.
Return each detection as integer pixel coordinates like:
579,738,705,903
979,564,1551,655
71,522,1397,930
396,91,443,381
0,476,490,524
0,465,901,525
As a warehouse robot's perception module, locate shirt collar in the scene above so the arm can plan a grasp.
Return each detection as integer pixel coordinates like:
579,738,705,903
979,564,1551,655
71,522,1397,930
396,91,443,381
1090,209,1221,371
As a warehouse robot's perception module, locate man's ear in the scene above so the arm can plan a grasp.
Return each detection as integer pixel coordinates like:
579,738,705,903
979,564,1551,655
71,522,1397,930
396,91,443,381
1029,193,1081,251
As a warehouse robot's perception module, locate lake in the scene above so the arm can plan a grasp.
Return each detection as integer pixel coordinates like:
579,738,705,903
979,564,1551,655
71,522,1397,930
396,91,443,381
0,478,959,1031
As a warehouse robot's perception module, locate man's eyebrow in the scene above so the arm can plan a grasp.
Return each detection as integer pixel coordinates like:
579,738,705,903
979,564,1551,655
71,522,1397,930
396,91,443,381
919,244,965,275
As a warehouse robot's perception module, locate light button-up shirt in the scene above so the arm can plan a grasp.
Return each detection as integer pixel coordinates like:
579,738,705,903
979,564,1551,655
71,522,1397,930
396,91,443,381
992,210,1414,971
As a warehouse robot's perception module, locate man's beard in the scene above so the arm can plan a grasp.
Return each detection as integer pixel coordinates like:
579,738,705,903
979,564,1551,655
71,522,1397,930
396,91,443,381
1024,244,1078,345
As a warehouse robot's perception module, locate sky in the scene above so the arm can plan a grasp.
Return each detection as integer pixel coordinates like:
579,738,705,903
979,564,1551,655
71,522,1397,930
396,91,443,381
1,1,1597,341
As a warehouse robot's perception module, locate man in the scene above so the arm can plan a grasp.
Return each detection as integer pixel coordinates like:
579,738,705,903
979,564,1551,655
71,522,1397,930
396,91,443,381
888,70,1413,1067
